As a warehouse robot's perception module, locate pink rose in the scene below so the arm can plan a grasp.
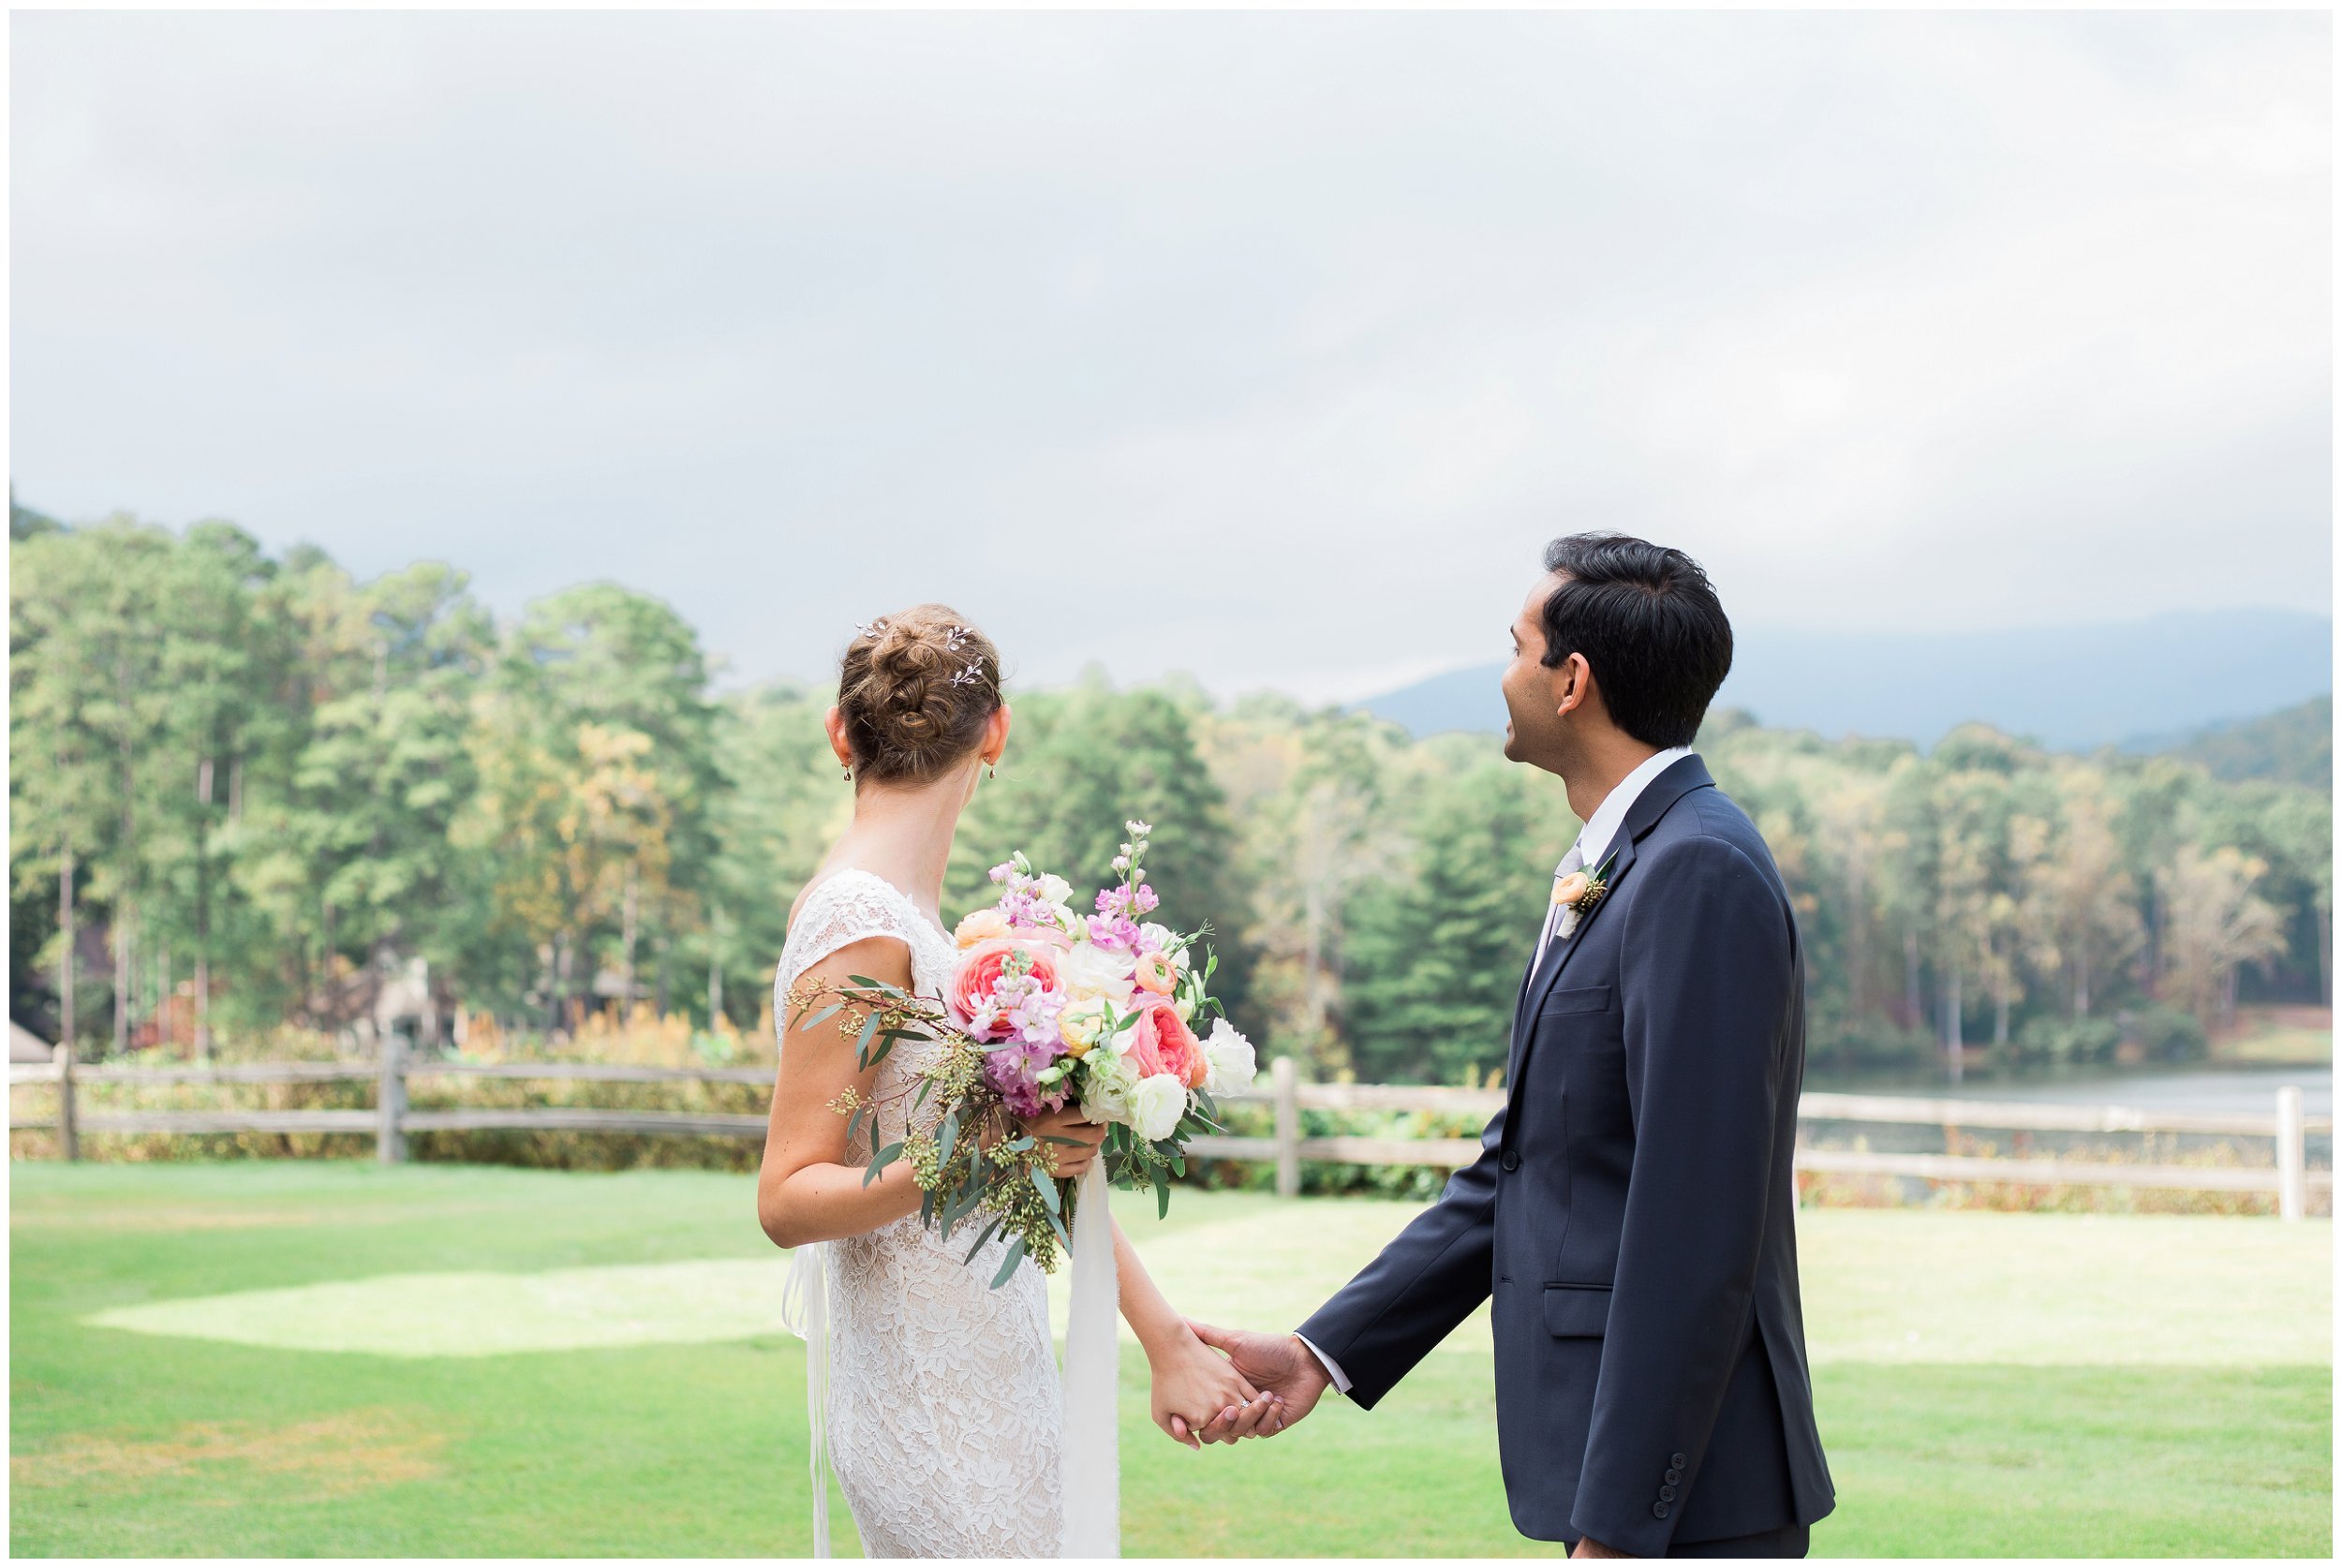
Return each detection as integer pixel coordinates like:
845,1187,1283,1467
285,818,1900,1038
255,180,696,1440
948,939,1063,1028
1130,1001,1208,1090
1123,1008,1163,1073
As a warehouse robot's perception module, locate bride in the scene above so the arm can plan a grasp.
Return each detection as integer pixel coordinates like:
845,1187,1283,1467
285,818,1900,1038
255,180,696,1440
757,605,1276,1558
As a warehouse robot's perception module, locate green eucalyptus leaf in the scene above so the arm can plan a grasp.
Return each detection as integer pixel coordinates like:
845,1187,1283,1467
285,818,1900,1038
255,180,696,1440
962,1214,1004,1265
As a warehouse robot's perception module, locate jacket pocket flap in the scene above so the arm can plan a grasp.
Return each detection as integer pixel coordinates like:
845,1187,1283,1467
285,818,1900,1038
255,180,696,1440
1543,1283,1612,1337
1539,984,1612,1017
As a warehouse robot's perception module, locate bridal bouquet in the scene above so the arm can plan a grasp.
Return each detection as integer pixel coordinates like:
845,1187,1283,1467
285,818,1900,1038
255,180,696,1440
785,821,1257,1287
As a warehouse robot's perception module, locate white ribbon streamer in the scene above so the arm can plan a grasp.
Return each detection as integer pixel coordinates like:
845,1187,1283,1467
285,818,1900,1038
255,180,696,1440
1060,1157,1121,1558
779,1240,832,1559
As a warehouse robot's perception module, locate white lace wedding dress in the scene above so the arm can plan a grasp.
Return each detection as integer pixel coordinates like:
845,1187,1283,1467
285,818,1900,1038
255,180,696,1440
775,869,1064,1558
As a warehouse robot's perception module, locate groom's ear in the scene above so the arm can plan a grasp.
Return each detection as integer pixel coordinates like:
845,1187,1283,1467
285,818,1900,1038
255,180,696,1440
1550,651,1595,719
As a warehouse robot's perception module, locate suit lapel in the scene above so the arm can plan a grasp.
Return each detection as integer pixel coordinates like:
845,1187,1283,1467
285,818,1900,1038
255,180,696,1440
1520,832,1638,1022
1505,754,1717,1088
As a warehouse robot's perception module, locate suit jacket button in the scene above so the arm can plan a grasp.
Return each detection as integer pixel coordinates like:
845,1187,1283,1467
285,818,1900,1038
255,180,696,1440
1652,1502,1669,1519
1500,1150,1520,1172
1670,1452,1688,1469
1665,1469,1682,1486
1659,1485,1677,1501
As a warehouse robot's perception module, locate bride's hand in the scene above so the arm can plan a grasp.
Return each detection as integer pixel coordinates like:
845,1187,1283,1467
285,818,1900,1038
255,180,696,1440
1019,1102,1105,1180
1147,1321,1277,1450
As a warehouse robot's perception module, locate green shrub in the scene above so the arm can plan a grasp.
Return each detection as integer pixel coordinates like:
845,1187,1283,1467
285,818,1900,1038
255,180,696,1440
2015,1013,2124,1067
2126,1002,2209,1063
1815,1020,1940,1073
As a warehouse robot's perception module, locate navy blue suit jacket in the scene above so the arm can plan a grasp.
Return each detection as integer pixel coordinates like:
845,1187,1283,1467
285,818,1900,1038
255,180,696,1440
1297,756,1834,1552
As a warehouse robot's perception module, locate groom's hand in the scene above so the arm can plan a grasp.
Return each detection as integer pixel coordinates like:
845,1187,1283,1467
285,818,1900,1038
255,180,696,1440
1178,1321,1330,1442
1571,1536,1631,1558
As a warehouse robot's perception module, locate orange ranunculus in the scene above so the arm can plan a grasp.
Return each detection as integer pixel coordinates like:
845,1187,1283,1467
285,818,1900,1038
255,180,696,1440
947,938,1063,1031
1132,949,1178,995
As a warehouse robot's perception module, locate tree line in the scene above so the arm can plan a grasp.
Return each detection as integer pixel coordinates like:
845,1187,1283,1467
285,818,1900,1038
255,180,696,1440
10,512,2331,1083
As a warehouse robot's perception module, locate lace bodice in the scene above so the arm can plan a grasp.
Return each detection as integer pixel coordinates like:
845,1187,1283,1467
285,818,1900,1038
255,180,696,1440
773,869,1064,1558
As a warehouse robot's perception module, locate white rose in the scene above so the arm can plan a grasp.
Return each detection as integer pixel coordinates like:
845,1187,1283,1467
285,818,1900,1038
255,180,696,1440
1203,1018,1257,1097
1057,941,1137,1003
1080,1046,1137,1124
1037,874,1073,906
1127,1072,1187,1143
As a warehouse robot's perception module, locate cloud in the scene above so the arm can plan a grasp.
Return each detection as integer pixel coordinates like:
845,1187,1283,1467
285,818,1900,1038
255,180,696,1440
9,10,2329,703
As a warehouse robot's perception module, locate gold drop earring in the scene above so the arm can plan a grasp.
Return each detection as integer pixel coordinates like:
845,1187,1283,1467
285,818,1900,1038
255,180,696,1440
841,763,852,782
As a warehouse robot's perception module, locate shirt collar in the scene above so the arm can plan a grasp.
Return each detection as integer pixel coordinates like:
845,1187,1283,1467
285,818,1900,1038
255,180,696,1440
1570,747,1697,870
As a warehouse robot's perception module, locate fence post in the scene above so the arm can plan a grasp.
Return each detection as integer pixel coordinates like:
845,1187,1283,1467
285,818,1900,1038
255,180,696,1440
2275,1085,2304,1222
54,1041,77,1162
1272,1056,1299,1199
378,1029,408,1165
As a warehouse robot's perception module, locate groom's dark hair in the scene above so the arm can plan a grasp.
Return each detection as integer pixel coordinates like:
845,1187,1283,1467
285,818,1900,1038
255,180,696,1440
1539,533,1733,749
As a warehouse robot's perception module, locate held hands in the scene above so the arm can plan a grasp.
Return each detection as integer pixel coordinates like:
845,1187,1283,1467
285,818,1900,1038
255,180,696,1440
1170,1321,1331,1445
1145,1320,1281,1450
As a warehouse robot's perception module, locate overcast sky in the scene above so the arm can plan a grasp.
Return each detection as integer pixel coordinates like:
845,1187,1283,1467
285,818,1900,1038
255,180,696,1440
10,10,2331,702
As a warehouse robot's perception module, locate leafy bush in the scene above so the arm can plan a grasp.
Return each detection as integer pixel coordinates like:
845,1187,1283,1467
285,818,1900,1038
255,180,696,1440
2125,1002,2209,1063
2014,1013,2124,1067
1813,1020,1940,1073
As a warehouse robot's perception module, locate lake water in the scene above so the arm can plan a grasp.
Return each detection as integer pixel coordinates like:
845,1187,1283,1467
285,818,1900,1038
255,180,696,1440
1807,1064,2332,1117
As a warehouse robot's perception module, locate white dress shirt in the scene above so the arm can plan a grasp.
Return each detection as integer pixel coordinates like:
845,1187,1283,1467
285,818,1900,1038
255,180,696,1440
1295,747,1698,1398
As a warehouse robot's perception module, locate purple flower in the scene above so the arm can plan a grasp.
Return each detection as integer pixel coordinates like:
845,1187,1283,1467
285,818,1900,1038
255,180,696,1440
1094,882,1160,922
1086,912,1141,952
986,1038,1068,1118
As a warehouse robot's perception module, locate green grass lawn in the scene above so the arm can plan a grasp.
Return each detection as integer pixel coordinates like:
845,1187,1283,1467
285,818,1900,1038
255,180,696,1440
9,1161,2331,1557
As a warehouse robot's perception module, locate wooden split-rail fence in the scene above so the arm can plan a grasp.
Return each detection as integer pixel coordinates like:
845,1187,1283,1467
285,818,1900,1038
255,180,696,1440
10,1045,2333,1220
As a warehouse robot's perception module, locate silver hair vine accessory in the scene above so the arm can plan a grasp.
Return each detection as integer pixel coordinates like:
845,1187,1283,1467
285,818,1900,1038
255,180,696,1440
942,624,973,653
853,616,888,640
950,657,988,689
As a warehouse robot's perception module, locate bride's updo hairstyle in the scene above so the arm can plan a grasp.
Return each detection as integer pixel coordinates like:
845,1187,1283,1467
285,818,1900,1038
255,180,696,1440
837,604,1003,785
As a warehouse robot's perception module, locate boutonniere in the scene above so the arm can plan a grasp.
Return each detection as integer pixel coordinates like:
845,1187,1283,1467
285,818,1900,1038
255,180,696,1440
1550,851,1620,941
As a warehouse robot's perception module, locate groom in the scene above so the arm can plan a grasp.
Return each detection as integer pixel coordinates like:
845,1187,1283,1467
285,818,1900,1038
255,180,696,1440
1188,535,1834,1557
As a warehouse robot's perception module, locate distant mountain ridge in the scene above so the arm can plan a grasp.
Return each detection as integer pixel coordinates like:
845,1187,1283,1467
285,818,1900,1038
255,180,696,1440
1355,608,2333,755
2147,695,2332,789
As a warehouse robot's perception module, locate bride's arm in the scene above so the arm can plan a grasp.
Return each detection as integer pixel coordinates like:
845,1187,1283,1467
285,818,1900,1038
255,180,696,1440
757,939,1107,1248
1112,1213,1282,1447
757,939,926,1248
